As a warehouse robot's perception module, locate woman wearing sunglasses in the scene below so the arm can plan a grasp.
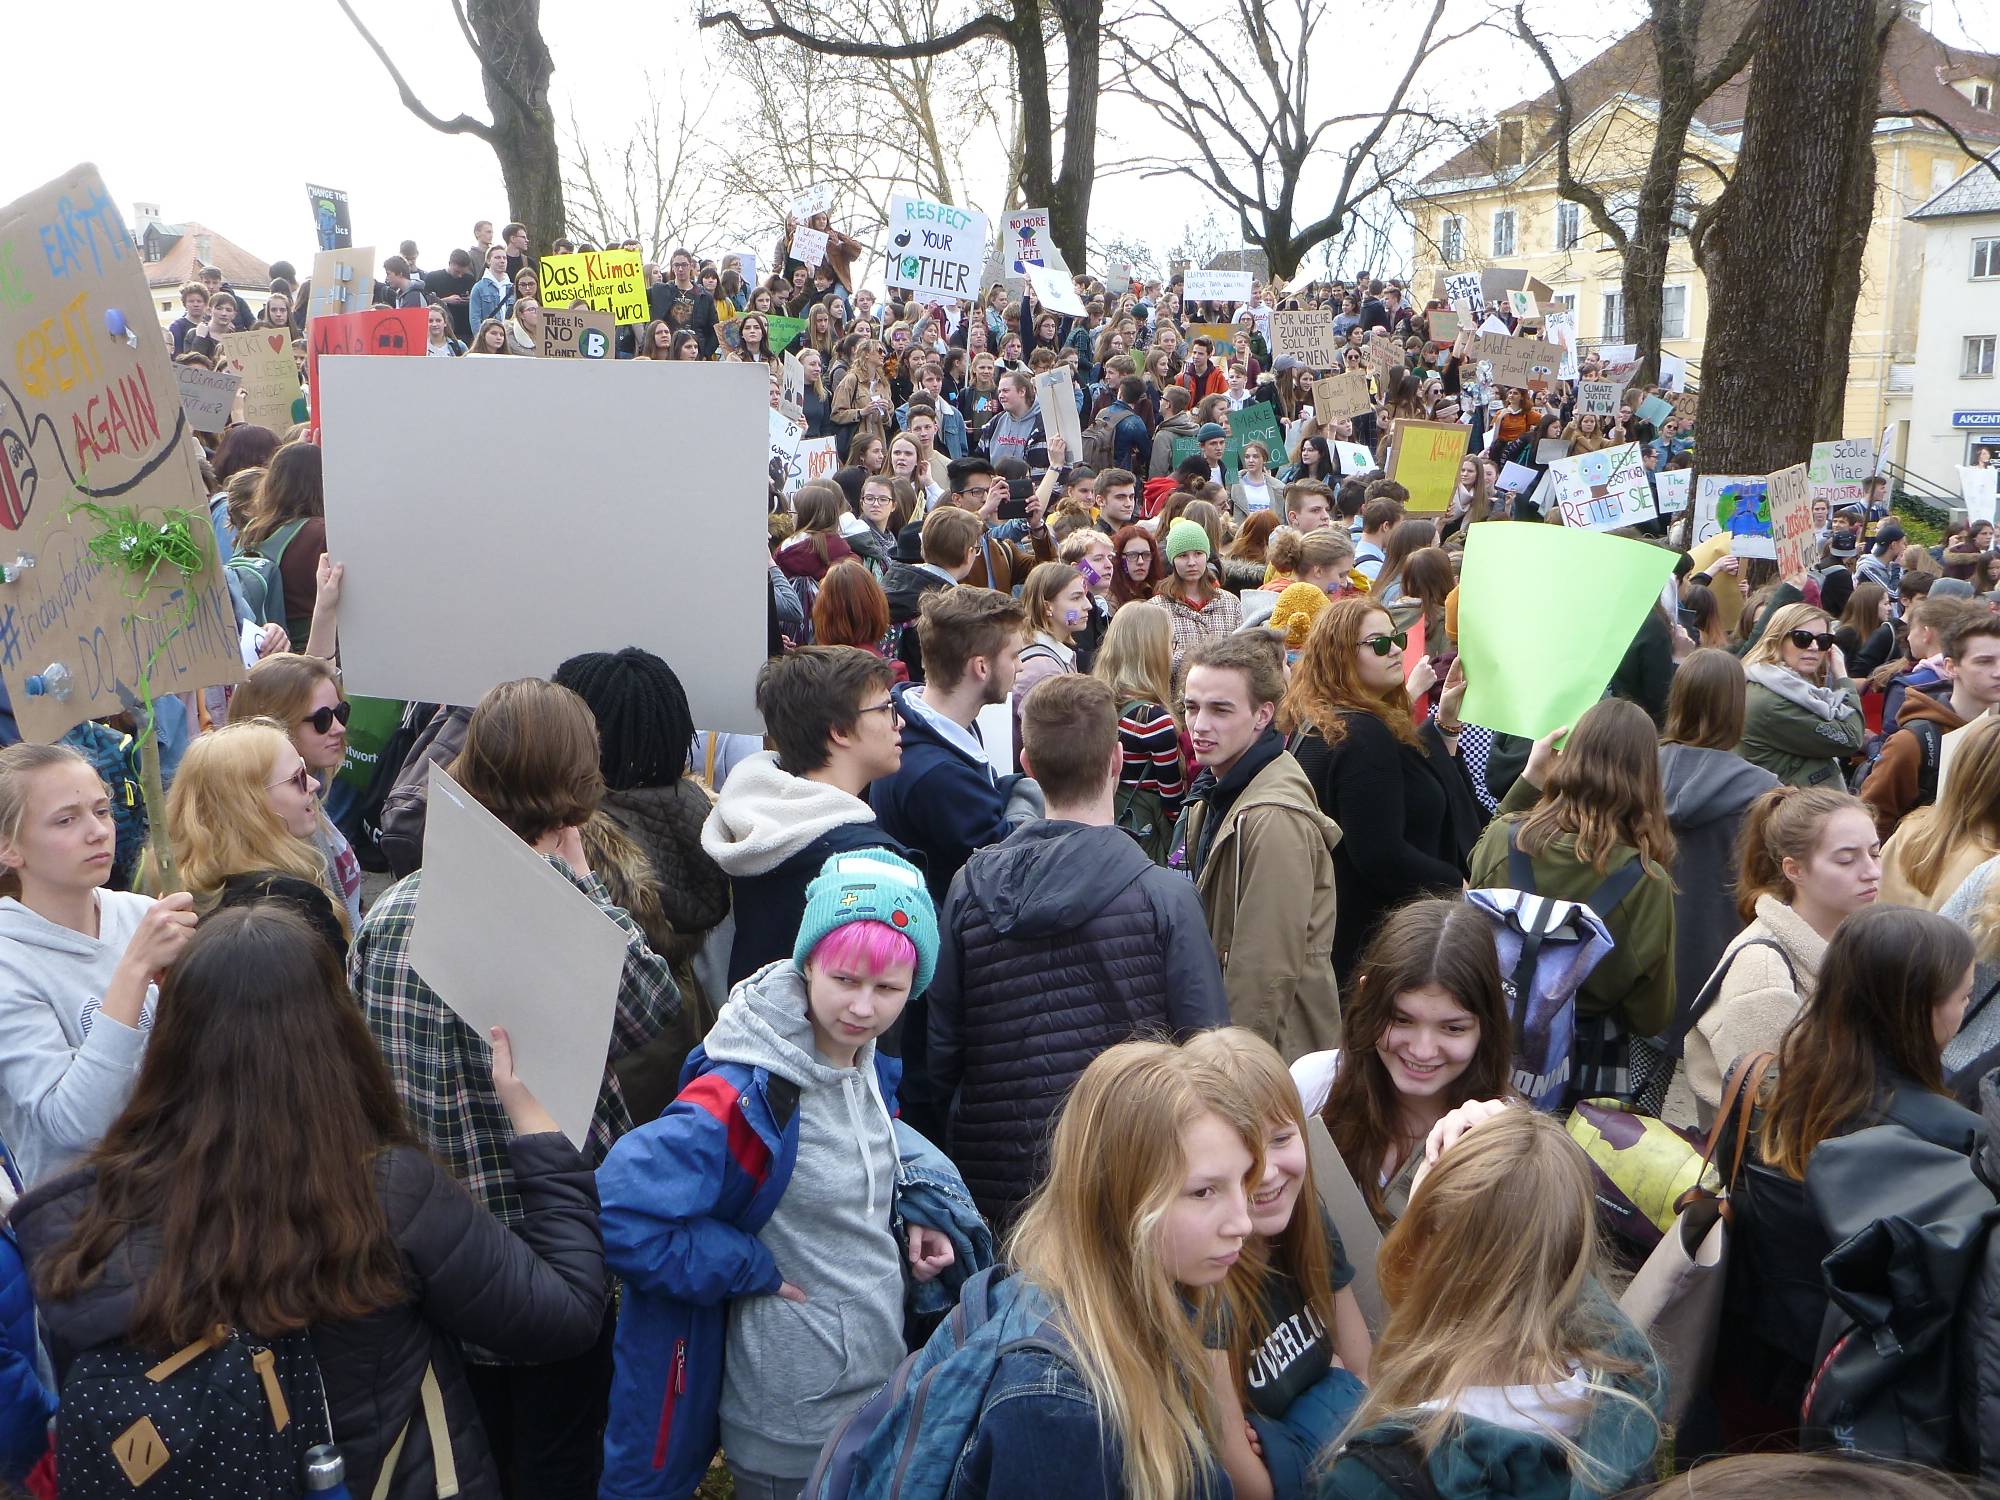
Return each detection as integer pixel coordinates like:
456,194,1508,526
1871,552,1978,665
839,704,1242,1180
1740,602,1868,790
227,654,363,928
1280,597,1483,985
157,721,350,958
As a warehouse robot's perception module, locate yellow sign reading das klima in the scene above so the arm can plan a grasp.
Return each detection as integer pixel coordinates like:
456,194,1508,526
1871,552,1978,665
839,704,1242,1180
537,251,648,325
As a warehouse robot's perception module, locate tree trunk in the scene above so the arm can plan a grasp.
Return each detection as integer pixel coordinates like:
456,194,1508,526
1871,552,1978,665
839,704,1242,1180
1618,105,1690,386
1698,0,1893,476
1049,0,1100,270
471,0,563,243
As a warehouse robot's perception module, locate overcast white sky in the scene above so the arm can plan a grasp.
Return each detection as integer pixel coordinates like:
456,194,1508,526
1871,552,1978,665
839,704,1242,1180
4,0,1992,282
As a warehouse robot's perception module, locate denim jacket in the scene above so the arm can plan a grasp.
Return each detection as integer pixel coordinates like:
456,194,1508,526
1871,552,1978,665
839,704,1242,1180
890,1121,994,1320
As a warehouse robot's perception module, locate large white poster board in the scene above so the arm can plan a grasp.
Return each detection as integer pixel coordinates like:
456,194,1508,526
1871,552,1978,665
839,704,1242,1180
410,764,629,1151
320,358,768,732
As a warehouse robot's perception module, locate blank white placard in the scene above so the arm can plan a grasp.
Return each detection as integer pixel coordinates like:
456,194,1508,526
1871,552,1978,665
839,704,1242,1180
319,356,769,733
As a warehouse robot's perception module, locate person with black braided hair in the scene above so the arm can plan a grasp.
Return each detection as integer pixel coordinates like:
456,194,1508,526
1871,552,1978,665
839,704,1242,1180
551,649,730,1123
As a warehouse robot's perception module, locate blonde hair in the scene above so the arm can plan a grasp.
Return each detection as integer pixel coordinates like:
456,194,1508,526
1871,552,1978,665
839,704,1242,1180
1344,1108,1657,1479
0,744,98,899
1092,603,1177,716
166,721,346,930
1181,1029,1339,1382
1892,713,2000,901
1744,603,1836,685
1008,1042,1264,1500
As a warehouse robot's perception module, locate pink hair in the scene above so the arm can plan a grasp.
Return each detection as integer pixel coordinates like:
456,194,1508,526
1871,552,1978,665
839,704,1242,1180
808,920,917,978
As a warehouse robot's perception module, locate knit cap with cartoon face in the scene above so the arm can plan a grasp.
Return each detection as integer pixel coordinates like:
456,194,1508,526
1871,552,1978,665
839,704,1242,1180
792,847,939,993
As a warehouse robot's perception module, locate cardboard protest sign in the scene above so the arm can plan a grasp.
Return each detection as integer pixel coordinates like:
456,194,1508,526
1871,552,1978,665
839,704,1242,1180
1386,419,1469,513
539,307,615,360
1496,460,1539,495
1313,371,1372,421
1369,335,1405,385
1442,272,1484,319
321,358,768,733
1506,288,1536,320
1184,269,1251,303
789,226,829,272
172,365,240,434
410,765,629,1152
1334,441,1376,474
1024,262,1084,317
1004,209,1050,277
1636,394,1674,427
1535,439,1571,465
1270,310,1340,367
1671,390,1699,426
1576,381,1621,418
766,314,806,354
1429,309,1461,343
1658,352,1687,393
1035,367,1084,464
883,195,989,298
218,329,301,430
1190,322,1236,356
306,184,351,250
309,244,375,321
0,165,243,742
777,351,806,423
1808,438,1875,509
1695,475,1773,559
770,408,804,489
1655,469,1692,519
307,307,425,433
1486,333,1552,390
1546,444,1653,532
1961,466,1998,526
1457,524,1677,742
1768,463,1816,578
1542,307,1578,380
538,250,648,325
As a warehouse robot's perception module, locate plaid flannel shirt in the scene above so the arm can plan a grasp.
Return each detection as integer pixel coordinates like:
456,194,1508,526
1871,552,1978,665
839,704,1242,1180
351,857,680,1230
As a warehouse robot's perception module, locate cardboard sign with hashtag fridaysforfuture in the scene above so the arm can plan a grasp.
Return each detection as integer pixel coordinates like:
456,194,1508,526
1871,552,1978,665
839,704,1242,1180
0,164,242,742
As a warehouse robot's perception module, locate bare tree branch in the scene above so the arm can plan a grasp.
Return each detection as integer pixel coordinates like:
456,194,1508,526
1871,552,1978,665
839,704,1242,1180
701,1,1008,61
1513,1,1623,248
447,0,537,123
332,0,496,142
1879,106,2000,189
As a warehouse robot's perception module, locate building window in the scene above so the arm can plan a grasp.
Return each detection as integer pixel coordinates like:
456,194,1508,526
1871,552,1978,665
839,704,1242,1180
1602,292,1625,342
1975,238,2000,280
1968,336,1998,378
1491,210,1516,258
1555,201,1580,251
1669,191,1697,238
1661,285,1689,341
1440,215,1463,264
1547,292,1577,314
1977,82,1993,111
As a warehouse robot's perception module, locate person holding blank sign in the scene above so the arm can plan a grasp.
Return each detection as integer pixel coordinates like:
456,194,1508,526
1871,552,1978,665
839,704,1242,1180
352,678,680,1499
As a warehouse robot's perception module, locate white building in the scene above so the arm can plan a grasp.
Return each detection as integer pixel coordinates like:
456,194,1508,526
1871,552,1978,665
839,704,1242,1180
1907,156,2000,486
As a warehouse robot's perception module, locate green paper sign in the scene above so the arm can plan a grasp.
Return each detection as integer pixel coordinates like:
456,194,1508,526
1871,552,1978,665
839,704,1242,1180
1168,402,1287,484
767,315,807,354
1456,523,1676,741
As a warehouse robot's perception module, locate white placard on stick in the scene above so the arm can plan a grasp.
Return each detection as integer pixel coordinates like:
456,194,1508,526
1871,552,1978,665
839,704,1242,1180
1546,443,1653,532
1184,269,1252,303
320,357,768,733
410,764,629,1152
1334,440,1376,474
1962,466,1999,526
1270,310,1341,367
883,195,989,298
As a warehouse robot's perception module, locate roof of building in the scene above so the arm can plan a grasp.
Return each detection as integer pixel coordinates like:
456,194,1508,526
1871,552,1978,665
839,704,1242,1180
1911,152,2000,219
138,220,272,291
1418,7,2000,193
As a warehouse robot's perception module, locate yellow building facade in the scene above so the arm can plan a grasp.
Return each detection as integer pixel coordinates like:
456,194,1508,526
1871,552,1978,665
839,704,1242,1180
1401,11,2000,459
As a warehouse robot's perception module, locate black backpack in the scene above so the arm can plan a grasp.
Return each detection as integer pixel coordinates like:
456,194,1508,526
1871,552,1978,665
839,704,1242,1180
1849,715,1944,807
57,1325,330,1496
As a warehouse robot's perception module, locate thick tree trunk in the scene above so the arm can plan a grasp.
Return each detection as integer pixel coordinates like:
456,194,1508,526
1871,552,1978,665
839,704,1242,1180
471,0,563,244
1050,0,1100,270
1698,0,1893,476
1618,108,1691,386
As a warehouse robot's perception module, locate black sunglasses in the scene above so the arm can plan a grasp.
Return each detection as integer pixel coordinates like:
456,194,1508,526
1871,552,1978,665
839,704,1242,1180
302,700,353,735
1785,630,1836,652
1362,631,1409,657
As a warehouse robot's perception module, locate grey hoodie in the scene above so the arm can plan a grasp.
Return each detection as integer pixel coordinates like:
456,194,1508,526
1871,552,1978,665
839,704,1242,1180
0,891,157,1187
706,962,903,1478
1658,744,1780,1040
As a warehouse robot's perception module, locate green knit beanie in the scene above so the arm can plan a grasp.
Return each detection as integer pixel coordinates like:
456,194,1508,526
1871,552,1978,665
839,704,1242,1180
1163,518,1211,562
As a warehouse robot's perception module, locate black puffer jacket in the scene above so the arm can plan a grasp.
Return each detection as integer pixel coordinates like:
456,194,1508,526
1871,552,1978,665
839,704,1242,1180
12,1135,606,1500
928,820,1230,1228
601,780,730,963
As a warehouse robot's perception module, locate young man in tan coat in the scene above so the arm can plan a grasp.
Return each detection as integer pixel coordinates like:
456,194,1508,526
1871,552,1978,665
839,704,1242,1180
1174,633,1342,1059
